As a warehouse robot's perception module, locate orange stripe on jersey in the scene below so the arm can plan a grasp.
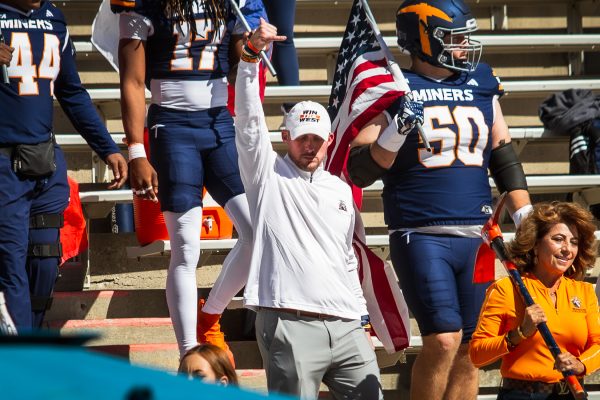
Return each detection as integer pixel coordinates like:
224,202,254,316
491,69,504,92
110,0,136,8
398,3,452,57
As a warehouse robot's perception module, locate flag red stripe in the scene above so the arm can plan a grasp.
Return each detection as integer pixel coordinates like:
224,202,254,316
365,247,410,349
356,239,410,349
348,74,396,114
350,58,389,84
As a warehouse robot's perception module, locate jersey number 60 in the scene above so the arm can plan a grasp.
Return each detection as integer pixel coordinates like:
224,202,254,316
418,105,490,169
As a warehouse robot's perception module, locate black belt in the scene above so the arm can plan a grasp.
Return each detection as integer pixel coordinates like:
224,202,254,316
502,378,575,396
258,307,338,320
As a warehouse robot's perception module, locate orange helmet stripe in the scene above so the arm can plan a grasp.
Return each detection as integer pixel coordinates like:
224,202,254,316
398,3,452,56
110,0,136,8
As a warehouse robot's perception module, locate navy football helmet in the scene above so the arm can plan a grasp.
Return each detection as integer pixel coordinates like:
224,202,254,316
396,0,482,72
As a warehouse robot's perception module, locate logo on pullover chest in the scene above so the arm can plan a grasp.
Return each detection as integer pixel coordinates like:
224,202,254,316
338,200,347,212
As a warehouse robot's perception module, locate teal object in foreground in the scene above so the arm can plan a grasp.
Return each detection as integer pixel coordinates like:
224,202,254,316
0,345,294,400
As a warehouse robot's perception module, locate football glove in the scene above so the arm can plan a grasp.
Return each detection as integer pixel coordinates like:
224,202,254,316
396,96,424,136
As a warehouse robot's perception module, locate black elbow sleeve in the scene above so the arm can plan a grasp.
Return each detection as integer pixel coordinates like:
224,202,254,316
489,142,528,193
347,145,387,188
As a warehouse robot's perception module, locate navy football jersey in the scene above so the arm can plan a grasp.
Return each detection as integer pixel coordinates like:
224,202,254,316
382,63,504,229
0,2,118,158
111,0,240,82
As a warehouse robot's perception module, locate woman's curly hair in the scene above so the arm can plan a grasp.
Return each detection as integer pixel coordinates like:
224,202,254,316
507,201,597,280
162,0,227,38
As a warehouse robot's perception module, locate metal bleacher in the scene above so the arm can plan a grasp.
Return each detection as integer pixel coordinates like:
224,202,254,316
71,79,600,103
72,33,600,57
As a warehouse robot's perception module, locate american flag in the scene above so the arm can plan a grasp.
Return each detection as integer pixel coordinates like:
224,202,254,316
325,0,411,353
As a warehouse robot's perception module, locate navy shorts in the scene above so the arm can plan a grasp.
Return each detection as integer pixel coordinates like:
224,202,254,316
389,231,489,343
147,104,245,213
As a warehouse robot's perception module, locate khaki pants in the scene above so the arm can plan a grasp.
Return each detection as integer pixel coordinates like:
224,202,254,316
255,308,383,400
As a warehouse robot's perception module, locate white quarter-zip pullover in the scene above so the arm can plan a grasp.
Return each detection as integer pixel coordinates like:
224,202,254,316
234,61,367,320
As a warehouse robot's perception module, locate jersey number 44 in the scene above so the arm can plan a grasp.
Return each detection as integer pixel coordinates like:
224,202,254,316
7,32,61,96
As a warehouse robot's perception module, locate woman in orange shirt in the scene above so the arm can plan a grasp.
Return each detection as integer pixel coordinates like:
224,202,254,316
470,201,600,399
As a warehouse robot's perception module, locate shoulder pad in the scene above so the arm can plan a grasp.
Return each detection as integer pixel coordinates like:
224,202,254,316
471,62,504,97
42,2,66,22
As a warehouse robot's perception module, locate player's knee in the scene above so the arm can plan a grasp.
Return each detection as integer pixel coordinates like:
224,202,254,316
27,215,63,325
28,212,63,242
224,194,252,242
28,214,63,272
425,331,462,353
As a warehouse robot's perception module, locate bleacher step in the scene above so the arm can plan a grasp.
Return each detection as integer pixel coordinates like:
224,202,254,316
46,289,243,321
91,342,263,372
48,317,177,346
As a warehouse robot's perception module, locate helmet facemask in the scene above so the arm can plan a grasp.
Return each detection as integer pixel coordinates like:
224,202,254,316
432,19,482,73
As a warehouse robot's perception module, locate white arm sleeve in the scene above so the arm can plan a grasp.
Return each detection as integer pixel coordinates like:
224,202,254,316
119,12,153,40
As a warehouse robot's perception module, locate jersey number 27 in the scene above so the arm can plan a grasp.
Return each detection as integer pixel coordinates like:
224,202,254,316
170,18,224,71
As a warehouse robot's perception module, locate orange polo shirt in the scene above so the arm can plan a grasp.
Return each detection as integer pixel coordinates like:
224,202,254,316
469,275,600,382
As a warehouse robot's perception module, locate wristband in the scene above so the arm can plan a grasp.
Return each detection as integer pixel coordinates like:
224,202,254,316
376,115,407,153
128,143,147,162
512,204,533,228
241,49,260,63
246,40,260,56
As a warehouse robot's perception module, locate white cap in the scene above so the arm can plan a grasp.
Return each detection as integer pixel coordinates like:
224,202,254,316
284,101,332,141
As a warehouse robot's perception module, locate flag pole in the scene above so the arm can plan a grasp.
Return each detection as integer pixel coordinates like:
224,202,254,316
359,0,431,151
229,0,277,77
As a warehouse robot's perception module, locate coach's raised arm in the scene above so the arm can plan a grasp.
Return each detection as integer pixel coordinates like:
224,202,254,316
234,18,285,189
